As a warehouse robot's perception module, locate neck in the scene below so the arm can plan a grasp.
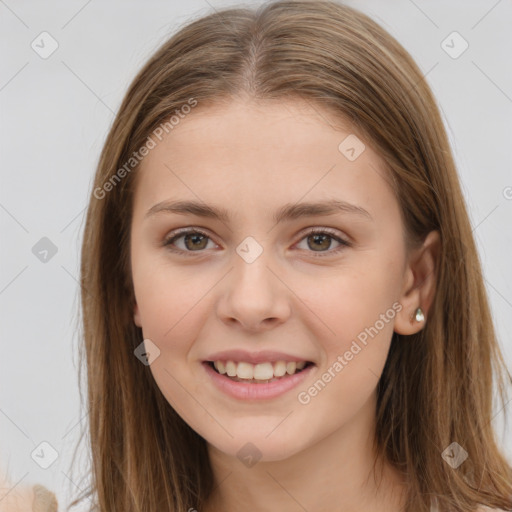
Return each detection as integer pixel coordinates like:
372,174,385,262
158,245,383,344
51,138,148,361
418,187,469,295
203,393,407,512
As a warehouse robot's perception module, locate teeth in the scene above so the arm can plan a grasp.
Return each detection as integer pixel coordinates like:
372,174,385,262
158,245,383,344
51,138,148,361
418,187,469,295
225,361,237,377
273,361,287,377
253,362,274,380
211,359,309,381
237,362,254,379
286,362,296,374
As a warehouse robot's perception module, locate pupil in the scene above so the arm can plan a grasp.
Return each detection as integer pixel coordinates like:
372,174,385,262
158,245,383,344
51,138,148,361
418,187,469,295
185,233,207,250
309,234,330,250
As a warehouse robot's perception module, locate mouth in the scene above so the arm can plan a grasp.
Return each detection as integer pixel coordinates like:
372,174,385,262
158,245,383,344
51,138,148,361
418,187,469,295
205,359,314,383
202,358,316,400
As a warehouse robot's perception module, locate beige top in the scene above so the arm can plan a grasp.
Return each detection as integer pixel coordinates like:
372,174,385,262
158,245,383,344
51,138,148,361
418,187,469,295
1,483,507,512
0,483,58,512
24,491,505,512
0,476,507,512
24,493,506,512
31,485,58,512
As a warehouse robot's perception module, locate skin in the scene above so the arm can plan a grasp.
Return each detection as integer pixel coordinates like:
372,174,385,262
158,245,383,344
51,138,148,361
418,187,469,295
130,96,440,512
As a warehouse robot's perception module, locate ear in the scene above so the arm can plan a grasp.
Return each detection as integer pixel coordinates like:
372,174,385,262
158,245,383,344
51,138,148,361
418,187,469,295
394,230,441,335
133,301,142,328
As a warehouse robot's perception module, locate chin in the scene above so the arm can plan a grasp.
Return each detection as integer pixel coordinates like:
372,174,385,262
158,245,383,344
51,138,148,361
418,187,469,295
207,429,305,464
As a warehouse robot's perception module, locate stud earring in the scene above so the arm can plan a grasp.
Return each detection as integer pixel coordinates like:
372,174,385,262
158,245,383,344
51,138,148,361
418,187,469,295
414,307,425,323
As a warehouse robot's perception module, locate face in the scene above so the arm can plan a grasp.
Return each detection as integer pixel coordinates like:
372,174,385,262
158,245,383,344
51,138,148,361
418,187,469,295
130,97,419,462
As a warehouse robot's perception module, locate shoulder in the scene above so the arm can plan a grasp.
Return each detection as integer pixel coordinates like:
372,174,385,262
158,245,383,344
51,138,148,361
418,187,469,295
32,484,59,512
0,469,58,512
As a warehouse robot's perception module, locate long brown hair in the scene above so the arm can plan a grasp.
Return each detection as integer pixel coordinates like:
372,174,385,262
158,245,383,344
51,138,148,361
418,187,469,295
71,1,512,510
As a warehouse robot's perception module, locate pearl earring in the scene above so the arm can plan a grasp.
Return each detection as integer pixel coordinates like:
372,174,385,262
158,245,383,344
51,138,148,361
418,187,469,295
414,307,425,323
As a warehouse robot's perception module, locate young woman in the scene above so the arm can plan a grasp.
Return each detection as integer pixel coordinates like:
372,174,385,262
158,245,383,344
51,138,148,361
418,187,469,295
72,1,512,511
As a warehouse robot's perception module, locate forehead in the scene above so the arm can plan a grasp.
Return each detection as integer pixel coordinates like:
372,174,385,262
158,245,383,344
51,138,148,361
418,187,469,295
133,97,397,223
143,97,356,164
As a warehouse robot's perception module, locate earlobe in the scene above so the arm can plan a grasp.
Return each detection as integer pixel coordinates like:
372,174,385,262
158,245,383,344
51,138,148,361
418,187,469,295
394,230,441,336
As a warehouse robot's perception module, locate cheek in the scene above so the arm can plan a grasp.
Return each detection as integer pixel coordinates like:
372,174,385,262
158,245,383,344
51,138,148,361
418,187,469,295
131,247,203,348
308,254,402,371
134,274,209,402
321,260,400,322
135,280,203,347
293,266,400,426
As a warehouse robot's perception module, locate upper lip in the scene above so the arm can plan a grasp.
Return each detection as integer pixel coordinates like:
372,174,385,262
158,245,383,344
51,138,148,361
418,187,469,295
204,349,313,365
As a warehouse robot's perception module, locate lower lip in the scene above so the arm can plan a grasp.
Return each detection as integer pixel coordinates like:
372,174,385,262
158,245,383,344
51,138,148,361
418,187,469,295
202,362,315,400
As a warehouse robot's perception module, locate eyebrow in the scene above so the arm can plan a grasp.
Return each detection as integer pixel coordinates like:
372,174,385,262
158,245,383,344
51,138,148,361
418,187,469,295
145,199,373,224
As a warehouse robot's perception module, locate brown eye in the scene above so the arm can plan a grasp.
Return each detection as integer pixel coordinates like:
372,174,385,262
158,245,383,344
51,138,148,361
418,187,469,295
163,229,216,253
184,233,208,250
163,227,350,257
307,233,333,251
295,228,350,257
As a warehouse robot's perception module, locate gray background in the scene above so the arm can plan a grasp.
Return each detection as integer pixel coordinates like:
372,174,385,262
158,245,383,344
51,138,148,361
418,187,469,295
1,0,511,509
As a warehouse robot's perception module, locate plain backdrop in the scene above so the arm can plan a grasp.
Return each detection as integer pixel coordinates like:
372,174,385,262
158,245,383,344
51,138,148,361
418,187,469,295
1,0,511,509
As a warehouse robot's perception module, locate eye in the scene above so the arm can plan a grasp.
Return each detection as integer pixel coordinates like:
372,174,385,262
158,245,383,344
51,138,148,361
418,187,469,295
163,228,218,254
295,227,351,257
162,227,351,256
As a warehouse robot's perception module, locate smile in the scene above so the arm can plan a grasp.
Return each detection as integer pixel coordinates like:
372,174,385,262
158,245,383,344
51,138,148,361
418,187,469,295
202,360,316,400
210,360,310,381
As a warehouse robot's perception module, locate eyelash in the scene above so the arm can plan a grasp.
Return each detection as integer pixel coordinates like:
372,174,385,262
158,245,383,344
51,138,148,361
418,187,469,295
162,227,351,257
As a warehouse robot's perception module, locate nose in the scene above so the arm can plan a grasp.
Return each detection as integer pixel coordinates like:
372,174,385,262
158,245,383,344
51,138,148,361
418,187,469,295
216,250,291,333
